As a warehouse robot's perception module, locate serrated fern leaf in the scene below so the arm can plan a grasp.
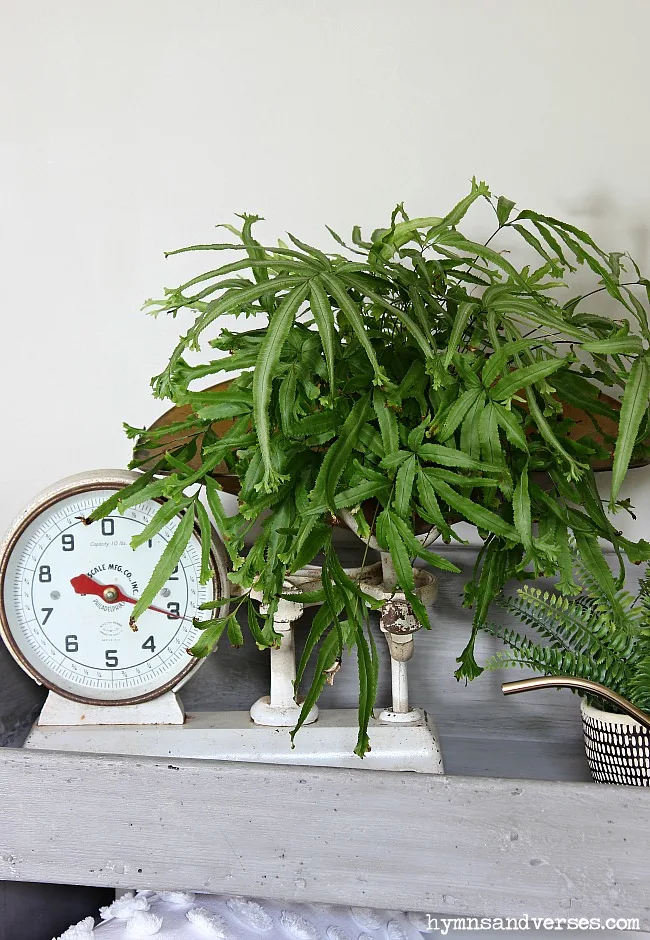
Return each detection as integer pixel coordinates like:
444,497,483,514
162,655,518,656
498,585,638,661
627,650,650,712
483,623,632,691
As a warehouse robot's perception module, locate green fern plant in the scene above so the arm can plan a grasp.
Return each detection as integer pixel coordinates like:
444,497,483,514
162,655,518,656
92,179,650,755
482,555,650,713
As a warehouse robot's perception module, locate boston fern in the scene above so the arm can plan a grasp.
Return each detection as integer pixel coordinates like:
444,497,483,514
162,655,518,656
482,556,650,713
93,179,650,755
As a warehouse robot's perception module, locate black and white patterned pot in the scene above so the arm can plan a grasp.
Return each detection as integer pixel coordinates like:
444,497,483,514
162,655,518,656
581,700,650,785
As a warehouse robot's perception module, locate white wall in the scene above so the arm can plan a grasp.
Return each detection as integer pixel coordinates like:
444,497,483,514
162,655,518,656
1,0,649,540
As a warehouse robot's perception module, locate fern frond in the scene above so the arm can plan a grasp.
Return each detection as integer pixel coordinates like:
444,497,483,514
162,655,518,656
573,551,642,626
498,584,638,661
637,572,650,621
483,634,625,688
628,658,650,711
497,589,573,651
625,632,650,710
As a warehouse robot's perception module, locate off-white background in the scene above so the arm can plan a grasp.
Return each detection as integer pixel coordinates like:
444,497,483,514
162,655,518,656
1,0,649,539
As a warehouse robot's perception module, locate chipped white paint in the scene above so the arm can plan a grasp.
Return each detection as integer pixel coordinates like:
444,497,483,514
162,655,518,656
22,708,443,773
23,654,442,774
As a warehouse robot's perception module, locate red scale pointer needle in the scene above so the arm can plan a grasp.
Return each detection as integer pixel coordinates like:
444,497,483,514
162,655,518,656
70,574,193,629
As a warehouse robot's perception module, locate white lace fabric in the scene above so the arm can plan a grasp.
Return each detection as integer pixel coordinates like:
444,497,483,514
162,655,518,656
55,891,424,940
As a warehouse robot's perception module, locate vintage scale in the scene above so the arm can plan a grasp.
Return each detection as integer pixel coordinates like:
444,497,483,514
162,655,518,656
0,431,443,773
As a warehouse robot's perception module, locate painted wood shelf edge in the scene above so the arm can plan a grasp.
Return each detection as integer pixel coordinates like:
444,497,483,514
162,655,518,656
1,747,649,927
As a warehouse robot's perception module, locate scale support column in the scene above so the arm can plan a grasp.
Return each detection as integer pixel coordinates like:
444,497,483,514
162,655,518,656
249,597,318,727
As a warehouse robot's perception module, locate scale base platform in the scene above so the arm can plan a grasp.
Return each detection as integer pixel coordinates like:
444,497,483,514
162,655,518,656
24,708,444,774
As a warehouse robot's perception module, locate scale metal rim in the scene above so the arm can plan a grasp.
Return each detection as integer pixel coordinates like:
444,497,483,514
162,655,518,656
0,469,231,707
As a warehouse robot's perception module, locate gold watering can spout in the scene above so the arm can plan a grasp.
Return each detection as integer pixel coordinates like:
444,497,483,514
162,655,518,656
501,675,650,731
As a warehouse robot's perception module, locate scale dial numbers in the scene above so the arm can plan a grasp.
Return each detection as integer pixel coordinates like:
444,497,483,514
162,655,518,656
0,473,227,704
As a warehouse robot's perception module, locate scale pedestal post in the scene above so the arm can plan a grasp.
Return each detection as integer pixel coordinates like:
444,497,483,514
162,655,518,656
378,596,427,726
249,597,318,727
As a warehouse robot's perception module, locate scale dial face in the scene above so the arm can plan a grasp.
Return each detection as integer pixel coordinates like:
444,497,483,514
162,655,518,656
0,471,227,704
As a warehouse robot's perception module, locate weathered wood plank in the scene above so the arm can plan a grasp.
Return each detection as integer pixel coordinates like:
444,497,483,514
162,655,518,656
1,747,648,926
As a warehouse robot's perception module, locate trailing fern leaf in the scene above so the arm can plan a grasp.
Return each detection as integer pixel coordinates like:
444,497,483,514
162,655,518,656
102,182,650,752
482,552,650,712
